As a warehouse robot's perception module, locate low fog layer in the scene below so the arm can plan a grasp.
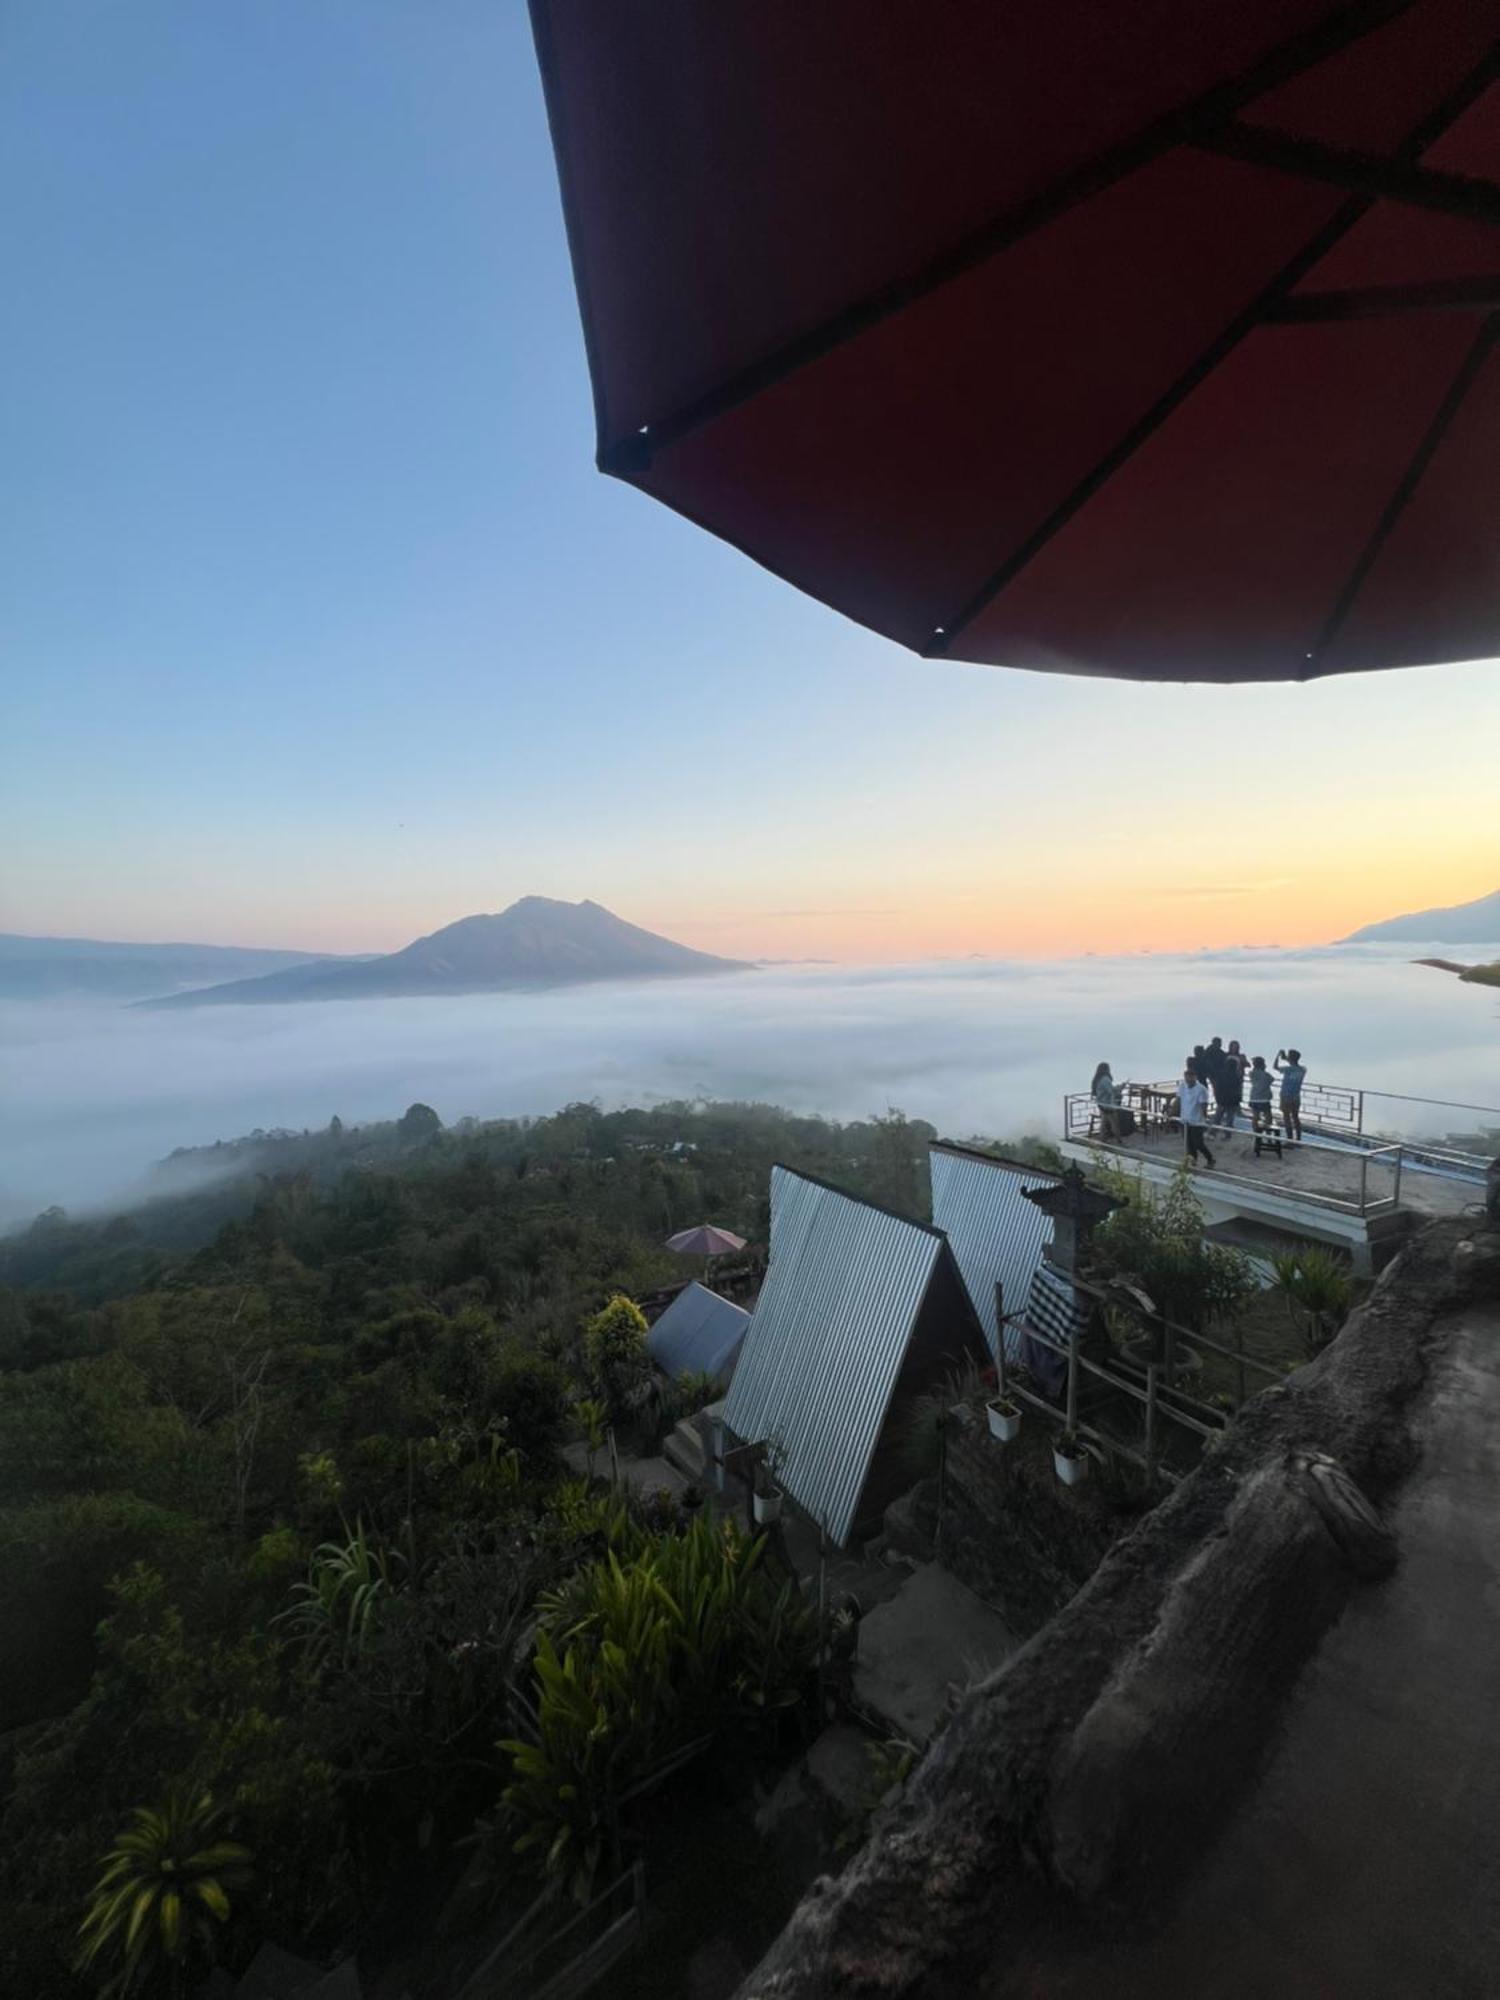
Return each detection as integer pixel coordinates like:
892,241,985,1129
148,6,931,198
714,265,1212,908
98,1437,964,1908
2,947,1494,1222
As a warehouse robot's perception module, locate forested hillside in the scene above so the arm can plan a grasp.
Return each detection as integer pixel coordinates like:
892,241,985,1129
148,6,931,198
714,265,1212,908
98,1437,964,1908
0,1097,1007,1996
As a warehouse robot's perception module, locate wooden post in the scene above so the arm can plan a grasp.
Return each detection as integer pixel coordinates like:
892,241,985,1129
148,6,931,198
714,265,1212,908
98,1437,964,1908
1144,1362,1158,1481
1066,1312,1080,1435
994,1281,1007,1396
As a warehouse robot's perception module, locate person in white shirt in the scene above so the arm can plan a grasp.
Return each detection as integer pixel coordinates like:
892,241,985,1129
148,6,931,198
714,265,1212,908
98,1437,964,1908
1178,1063,1216,1169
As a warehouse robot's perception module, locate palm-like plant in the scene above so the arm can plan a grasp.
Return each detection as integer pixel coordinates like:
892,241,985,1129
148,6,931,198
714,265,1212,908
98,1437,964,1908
503,1513,816,1901
573,1395,608,1481
1272,1245,1354,1356
76,1787,251,1998
276,1518,403,1668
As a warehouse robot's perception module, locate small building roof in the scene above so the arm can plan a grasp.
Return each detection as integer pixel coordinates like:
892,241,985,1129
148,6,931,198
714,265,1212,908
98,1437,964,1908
929,1142,1058,1361
647,1280,750,1384
723,1164,987,1546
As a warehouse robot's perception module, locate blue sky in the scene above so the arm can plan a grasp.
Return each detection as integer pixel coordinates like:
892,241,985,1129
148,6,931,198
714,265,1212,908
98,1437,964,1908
3,2,1495,961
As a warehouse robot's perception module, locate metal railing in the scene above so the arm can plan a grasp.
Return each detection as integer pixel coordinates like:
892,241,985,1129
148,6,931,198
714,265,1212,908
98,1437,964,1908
1062,1083,1495,1218
460,1861,647,2000
1067,1080,1499,1155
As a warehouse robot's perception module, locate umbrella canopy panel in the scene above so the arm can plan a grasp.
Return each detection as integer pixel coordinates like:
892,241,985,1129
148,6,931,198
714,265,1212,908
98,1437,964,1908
665,1224,747,1257
532,0,1500,681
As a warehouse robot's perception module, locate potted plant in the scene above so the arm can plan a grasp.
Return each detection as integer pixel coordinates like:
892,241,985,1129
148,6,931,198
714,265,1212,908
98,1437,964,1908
986,1394,1022,1444
752,1432,787,1525
1053,1431,1090,1487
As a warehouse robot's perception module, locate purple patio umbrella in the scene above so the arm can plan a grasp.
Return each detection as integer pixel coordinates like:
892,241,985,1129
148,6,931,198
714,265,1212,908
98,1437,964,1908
665,1223,748,1288
665,1225,748,1258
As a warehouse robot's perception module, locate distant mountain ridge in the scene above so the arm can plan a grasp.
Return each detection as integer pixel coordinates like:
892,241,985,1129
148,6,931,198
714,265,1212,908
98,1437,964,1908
1340,887,1500,945
141,898,751,1008
0,933,350,1001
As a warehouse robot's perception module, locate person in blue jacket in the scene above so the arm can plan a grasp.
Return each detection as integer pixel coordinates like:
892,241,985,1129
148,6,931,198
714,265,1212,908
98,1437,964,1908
1275,1048,1307,1142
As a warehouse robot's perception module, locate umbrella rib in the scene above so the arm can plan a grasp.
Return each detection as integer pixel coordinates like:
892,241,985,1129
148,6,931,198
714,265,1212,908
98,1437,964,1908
1307,314,1500,673
592,0,1413,472
1194,123,1500,231
925,200,1368,652
1268,276,1500,322
928,44,1500,655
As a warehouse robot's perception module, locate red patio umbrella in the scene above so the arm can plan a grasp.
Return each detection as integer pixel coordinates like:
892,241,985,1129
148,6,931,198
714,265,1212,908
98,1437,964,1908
530,1,1500,682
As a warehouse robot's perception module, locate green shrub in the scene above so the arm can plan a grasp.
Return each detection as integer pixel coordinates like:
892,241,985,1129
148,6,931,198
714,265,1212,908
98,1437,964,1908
245,1524,303,1588
499,1512,816,1900
1271,1245,1354,1356
1091,1167,1253,1332
276,1521,403,1670
486,1344,569,1463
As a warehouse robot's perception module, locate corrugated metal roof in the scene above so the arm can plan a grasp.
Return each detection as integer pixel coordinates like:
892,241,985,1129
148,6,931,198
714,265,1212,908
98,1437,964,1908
929,1142,1057,1361
647,1281,750,1385
723,1165,944,1546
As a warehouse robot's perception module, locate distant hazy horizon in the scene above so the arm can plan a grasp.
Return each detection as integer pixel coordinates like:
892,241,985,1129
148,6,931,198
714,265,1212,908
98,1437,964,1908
4,7,1498,975
3,944,1495,1226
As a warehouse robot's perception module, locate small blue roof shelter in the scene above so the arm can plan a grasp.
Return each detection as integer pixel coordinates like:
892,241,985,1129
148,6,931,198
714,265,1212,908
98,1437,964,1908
647,1280,750,1386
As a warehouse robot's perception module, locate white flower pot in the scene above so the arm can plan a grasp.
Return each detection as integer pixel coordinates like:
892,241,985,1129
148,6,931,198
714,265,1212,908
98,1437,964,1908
753,1488,783,1526
986,1399,1022,1444
1053,1445,1089,1487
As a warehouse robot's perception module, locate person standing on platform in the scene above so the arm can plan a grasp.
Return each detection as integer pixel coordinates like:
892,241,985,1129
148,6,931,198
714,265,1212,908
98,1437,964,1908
1275,1048,1307,1143
1248,1056,1275,1132
1091,1062,1124,1141
1216,1038,1246,1128
1204,1036,1232,1126
1178,1062,1216,1169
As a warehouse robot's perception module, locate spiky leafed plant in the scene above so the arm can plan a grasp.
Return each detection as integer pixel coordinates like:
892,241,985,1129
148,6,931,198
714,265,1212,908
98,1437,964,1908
501,1512,816,1901
275,1518,401,1669
1272,1245,1354,1356
573,1395,608,1481
76,1787,251,1998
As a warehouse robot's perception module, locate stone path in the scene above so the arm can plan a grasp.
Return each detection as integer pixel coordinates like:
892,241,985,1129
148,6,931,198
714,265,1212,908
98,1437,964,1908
853,1562,1019,1745
1041,1303,1500,1999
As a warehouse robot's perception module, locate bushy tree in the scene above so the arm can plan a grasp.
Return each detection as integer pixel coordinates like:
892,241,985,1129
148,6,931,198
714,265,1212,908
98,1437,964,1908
398,1103,443,1145
583,1294,652,1426
1090,1166,1252,1332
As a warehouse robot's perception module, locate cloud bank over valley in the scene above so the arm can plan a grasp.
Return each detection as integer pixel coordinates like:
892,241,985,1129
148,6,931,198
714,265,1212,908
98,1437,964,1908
2,947,1494,1222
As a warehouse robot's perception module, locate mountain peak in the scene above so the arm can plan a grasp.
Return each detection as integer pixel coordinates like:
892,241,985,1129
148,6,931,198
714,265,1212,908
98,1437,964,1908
142,899,751,1009
1341,887,1500,945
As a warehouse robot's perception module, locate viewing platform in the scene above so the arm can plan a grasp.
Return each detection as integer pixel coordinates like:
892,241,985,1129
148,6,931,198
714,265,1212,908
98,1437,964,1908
1061,1083,1492,1275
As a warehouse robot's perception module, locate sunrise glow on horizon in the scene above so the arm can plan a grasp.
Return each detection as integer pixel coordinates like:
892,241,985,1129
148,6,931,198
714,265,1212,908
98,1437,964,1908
3,7,1495,970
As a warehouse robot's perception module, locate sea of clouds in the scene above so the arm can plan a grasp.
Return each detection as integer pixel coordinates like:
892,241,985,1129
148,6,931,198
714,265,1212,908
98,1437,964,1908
2,944,1495,1223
